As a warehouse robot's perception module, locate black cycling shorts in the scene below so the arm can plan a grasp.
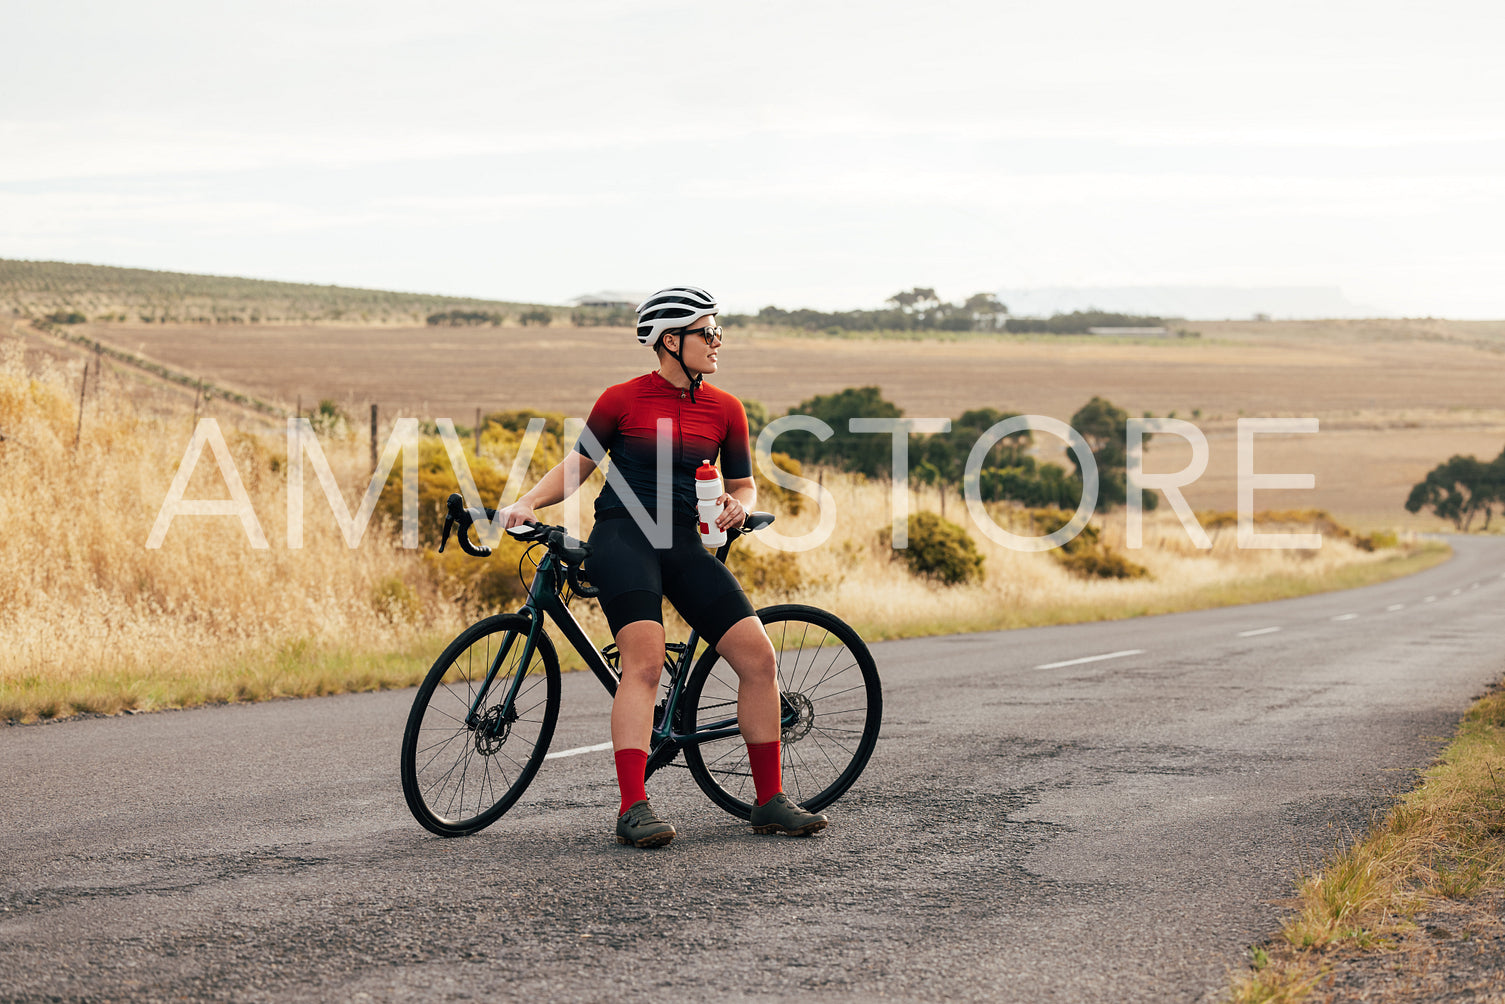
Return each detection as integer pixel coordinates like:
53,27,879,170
586,511,756,650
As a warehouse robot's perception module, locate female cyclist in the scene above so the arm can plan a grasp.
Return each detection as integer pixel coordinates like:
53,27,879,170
496,286,828,847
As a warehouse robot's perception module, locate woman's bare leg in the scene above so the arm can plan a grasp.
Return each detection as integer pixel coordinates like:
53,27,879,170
611,619,665,753
714,615,780,744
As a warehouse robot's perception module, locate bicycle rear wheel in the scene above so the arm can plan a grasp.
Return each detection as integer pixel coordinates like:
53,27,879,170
682,604,881,819
400,613,560,836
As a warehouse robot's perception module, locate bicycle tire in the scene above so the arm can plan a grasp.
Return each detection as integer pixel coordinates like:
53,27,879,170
400,613,561,836
681,604,881,819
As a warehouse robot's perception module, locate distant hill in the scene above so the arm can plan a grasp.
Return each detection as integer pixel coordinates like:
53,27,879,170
0,258,557,326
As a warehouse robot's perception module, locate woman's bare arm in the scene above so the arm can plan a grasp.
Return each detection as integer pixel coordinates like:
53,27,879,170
498,452,599,527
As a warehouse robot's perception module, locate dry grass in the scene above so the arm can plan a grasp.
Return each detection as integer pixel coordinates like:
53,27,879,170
1226,680,1505,1003
737,476,1443,645
60,317,1505,526
0,330,1443,722
0,338,470,720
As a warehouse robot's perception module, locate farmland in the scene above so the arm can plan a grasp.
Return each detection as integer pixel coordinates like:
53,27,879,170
19,314,1505,527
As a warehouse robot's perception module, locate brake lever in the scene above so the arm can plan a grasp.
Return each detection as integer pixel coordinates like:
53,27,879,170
442,492,493,558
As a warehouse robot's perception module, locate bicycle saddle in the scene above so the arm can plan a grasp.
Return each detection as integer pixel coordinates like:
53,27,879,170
739,511,776,534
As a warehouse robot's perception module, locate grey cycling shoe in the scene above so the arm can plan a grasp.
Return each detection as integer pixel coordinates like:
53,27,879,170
616,799,676,848
749,792,828,836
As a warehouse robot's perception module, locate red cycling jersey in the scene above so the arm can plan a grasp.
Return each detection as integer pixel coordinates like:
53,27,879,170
574,372,753,522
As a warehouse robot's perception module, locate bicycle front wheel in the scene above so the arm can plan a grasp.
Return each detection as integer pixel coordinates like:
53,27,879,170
400,613,560,837
682,604,881,819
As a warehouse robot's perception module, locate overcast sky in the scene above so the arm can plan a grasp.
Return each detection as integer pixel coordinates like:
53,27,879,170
3,1,1503,316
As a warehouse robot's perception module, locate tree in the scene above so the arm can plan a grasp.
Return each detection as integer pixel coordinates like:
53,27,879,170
1405,449,1505,530
915,406,1030,483
742,399,770,441
884,287,941,324
963,293,1007,330
885,290,919,313
1067,396,1155,511
778,386,903,478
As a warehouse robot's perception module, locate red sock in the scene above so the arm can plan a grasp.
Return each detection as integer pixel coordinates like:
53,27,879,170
747,740,782,806
615,748,649,816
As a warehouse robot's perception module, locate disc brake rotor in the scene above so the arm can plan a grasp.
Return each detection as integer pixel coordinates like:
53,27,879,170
781,692,815,743
474,704,512,756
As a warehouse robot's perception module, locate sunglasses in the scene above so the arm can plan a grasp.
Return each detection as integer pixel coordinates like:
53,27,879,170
672,324,724,346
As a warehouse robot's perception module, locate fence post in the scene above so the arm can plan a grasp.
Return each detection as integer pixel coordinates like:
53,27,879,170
73,360,88,448
370,403,379,473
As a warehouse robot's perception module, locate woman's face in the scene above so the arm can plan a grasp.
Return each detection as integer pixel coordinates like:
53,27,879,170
669,316,722,375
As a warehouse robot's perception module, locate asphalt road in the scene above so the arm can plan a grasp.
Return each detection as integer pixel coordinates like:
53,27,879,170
3,538,1504,1003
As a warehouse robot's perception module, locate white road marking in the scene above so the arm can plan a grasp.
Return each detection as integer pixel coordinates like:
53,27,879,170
1237,627,1282,638
1034,649,1145,670
1332,613,1360,622
544,741,614,760
1471,582,1481,589
1424,596,1437,603
1387,604,1405,612
1452,588,1463,596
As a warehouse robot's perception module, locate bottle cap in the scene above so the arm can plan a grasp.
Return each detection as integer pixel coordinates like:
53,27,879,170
695,460,719,480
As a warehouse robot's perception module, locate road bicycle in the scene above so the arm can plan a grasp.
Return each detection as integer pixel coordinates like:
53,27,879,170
399,493,883,837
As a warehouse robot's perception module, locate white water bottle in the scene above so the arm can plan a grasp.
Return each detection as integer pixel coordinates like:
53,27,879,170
695,460,727,547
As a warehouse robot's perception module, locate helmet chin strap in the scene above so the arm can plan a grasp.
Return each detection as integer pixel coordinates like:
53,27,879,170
665,336,704,402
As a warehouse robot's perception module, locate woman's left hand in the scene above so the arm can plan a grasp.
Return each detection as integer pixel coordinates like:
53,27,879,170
716,493,747,531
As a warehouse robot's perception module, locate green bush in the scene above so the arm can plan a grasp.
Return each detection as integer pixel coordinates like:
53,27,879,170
1357,529,1399,552
1058,548,1149,580
426,309,502,326
890,511,984,586
518,309,553,326
1025,507,1150,580
728,546,805,598
309,398,349,437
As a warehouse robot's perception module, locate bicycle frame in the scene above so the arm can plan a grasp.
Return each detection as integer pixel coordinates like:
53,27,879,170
463,549,744,750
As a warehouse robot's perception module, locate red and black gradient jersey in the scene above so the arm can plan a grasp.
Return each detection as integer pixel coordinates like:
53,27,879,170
574,372,753,522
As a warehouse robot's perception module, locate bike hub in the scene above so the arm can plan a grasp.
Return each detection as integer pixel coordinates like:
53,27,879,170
474,704,513,755
781,692,815,743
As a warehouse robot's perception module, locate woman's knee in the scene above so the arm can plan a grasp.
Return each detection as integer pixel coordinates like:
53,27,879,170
718,618,777,686
615,621,665,688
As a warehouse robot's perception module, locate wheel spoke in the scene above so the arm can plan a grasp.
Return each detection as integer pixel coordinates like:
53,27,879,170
681,609,879,820
401,616,560,835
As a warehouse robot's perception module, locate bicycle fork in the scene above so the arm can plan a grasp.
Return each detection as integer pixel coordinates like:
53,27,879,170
463,556,563,735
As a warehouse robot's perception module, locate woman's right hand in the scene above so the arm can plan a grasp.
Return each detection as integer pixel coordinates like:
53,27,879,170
496,500,537,530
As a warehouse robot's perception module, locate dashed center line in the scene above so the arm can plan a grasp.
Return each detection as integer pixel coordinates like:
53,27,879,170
544,741,614,760
1332,613,1360,622
1386,603,1405,612
1424,596,1437,603
1034,649,1145,670
1237,627,1282,638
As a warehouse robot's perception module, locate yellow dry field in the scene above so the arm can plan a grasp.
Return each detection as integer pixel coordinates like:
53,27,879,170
30,316,1505,527
0,317,1466,720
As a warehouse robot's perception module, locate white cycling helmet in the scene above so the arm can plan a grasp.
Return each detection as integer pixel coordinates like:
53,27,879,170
635,286,718,347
